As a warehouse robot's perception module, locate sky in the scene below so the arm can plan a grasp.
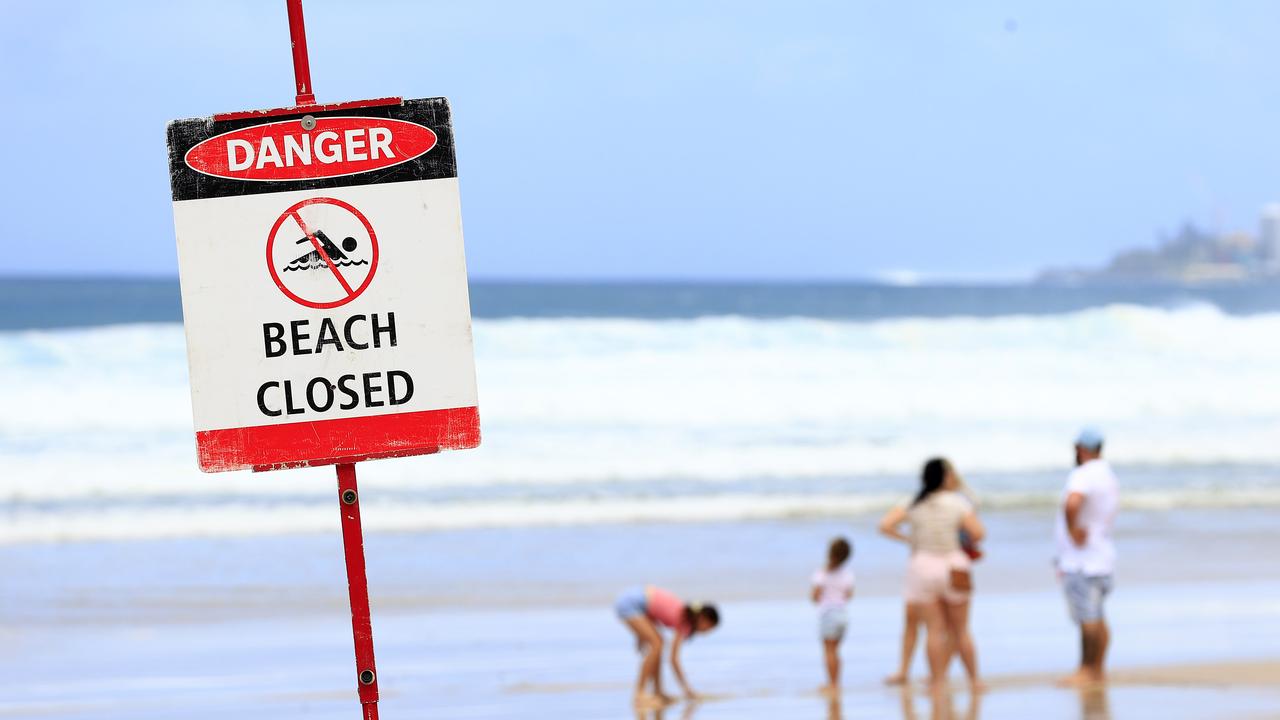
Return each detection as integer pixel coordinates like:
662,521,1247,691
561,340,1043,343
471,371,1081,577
3,1,1280,280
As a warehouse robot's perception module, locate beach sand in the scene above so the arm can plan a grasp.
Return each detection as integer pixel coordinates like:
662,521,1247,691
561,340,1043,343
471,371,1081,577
2,509,1278,719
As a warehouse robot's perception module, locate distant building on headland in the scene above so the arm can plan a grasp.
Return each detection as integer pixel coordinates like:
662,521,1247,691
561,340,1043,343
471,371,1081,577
1038,204,1280,285
1259,203,1280,269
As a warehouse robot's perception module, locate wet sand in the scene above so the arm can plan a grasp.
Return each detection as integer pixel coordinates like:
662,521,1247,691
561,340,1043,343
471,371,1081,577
2,510,1279,719
3,605,1276,719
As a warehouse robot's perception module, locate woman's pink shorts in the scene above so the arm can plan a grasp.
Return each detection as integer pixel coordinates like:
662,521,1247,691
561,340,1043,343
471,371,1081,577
904,550,972,605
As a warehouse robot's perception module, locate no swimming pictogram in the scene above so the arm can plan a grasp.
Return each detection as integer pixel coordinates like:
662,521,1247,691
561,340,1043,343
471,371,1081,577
266,197,379,309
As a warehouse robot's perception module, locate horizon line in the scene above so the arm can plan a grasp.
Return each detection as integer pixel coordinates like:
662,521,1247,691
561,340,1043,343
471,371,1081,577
0,272,1043,287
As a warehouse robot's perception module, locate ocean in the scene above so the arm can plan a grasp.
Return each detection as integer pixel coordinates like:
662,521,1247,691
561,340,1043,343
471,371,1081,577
5,278,1280,720
3,278,1280,545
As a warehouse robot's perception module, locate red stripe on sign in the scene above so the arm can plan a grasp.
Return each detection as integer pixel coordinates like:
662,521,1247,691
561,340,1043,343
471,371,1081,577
195,407,481,473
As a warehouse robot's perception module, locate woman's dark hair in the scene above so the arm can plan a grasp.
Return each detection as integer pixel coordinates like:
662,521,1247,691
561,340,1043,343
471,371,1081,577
827,537,852,570
912,457,950,506
683,603,720,637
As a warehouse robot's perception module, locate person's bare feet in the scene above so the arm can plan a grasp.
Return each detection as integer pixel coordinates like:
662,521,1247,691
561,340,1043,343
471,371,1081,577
968,678,989,694
633,693,675,709
818,684,840,698
1055,670,1105,688
883,673,909,686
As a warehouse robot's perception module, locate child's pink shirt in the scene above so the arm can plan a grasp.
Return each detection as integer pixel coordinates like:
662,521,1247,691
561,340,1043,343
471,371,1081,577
646,586,691,637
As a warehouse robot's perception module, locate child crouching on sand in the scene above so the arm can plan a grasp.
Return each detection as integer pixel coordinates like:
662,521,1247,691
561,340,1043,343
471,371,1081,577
811,537,855,696
614,585,719,708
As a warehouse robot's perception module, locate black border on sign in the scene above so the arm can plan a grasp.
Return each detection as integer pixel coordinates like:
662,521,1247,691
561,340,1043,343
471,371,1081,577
166,97,457,202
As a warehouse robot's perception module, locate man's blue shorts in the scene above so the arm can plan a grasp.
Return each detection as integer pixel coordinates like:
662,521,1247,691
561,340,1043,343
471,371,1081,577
1063,572,1113,623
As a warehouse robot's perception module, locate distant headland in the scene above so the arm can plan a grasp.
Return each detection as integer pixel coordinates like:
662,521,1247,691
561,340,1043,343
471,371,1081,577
1038,205,1280,285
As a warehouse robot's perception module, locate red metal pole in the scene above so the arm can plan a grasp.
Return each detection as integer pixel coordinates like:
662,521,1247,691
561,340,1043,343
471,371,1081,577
337,463,380,720
284,3,376,717
286,0,317,106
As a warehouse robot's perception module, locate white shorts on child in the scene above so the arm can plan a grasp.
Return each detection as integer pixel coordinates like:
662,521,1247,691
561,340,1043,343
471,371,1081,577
819,607,848,641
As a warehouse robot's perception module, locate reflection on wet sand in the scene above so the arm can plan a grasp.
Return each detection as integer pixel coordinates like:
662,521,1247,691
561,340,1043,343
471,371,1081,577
891,684,1111,720
634,683,1111,720
636,699,700,720
1078,686,1111,720
898,687,981,720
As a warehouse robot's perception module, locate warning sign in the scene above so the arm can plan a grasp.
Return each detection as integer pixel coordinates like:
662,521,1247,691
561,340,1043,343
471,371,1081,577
166,98,480,472
267,197,378,309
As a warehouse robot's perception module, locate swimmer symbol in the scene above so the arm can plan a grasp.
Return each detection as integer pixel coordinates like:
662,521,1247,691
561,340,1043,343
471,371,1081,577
284,231,368,272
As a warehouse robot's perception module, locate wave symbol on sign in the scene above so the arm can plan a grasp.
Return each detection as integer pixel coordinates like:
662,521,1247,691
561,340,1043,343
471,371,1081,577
283,230,371,272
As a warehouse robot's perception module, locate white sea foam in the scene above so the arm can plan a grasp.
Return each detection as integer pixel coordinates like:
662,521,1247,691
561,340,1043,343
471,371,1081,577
5,488,1280,545
2,303,1279,542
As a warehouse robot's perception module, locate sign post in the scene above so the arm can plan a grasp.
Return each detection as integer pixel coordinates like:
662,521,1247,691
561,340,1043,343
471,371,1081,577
166,3,481,717
286,0,316,106
337,462,380,719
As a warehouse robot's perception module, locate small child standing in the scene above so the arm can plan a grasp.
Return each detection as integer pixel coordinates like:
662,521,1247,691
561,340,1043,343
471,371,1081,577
811,537,855,696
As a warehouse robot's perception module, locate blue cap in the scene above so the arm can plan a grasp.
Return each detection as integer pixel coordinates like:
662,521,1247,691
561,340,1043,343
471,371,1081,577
1075,427,1105,450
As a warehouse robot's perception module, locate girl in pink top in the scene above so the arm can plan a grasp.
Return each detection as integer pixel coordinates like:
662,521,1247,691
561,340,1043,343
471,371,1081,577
614,585,720,708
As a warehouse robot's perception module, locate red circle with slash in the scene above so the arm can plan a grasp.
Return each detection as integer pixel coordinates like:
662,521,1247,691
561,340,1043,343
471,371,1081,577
266,197,379,309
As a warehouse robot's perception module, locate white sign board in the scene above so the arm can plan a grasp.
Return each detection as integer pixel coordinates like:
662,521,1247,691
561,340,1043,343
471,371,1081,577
167,98,480,472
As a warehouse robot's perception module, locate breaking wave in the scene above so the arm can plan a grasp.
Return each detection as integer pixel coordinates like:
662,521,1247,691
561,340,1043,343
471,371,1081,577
2,302,1279,542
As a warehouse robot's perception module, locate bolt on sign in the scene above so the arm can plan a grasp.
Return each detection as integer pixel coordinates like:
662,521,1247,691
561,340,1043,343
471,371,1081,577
166,99,480,471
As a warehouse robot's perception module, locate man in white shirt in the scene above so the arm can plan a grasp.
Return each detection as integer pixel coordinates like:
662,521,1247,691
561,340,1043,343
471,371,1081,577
1055,427,1119,686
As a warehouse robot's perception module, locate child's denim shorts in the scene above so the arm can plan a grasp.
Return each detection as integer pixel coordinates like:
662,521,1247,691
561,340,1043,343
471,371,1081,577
614,586,648,620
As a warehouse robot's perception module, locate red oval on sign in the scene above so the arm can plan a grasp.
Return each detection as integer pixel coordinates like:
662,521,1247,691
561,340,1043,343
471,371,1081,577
184,116,438,182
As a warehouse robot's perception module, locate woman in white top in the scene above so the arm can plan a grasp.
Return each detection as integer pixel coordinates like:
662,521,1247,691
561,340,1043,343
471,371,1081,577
879,457,985,691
